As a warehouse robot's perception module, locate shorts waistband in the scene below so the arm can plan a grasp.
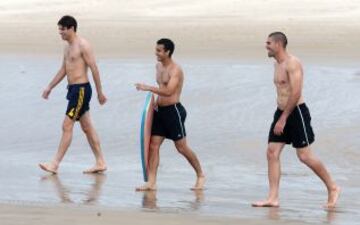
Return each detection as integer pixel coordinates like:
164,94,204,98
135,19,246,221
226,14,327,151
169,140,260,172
277,103,307,112
158,102,183,111
67,82,90,89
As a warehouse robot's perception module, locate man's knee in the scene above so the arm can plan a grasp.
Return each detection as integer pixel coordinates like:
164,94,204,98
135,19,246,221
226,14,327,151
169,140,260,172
174,139,188,154
148,136,164,157
80,122,91,134
267,145,281,161
79,112,93,134
296,149,311,163
62,119,74,132
149,141,161,152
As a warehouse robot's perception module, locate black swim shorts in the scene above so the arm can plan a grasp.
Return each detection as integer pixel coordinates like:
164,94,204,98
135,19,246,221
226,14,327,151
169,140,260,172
151,103,187,141
268,103,315,148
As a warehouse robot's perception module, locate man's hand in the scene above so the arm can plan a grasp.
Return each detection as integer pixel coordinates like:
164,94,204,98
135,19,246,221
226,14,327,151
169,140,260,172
42,86,52,99
135,83,149,91
274,116,287,136
98,92,107,105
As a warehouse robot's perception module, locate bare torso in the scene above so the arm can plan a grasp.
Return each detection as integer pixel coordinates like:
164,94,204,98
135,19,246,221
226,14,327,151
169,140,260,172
64,37,89,84
156,62,183,106
274,55,304,110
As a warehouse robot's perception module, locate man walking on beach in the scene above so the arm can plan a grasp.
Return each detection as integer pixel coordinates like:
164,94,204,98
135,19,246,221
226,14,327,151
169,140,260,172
135,38,205,191
252,32,340,208
39,15,107,174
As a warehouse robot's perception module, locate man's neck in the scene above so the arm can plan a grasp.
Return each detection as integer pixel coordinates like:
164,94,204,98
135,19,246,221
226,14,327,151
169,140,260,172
275,51,288,64
67,34,77,44
161,58,172,67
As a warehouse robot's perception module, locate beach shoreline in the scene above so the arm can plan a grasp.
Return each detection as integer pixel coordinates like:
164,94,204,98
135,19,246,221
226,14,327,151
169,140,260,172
0,202,320,225
0,1,359,63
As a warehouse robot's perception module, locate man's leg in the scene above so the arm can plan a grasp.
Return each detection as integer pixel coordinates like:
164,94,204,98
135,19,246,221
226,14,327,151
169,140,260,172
39,116,75,174
252,142,285,207
174,138,205,190
79,112,107,173
296,146,340,208
136,135,165,191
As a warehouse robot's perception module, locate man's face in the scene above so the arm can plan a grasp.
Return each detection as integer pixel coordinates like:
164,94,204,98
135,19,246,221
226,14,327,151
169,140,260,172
265,37,279,58
155,44,169,61
58,25,72,40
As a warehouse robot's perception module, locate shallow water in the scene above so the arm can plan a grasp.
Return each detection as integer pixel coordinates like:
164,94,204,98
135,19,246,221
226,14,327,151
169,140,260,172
0,56,359,224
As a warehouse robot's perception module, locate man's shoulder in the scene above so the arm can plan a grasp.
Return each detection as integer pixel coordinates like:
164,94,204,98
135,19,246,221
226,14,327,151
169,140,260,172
287,54,302,65
286,55,302,70
171,62,183,73
78,37,92,50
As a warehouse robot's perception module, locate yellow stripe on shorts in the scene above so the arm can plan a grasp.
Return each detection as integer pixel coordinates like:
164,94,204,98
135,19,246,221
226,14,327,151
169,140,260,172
73,87,85,120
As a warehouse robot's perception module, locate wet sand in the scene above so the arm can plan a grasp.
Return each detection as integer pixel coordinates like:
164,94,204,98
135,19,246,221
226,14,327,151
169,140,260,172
0,203,324,225
0,0,360,225
0,58,359,225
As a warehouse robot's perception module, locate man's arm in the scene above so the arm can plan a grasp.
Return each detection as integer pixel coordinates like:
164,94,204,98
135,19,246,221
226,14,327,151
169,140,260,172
282,59,303,118
135,68,181,97
274,59,303,135
42,58,66,99
81,40,107,105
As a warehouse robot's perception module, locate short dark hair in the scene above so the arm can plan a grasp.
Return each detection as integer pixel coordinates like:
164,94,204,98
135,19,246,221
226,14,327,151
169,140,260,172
268,32,288,48
157,38,175,57
58,15,77,32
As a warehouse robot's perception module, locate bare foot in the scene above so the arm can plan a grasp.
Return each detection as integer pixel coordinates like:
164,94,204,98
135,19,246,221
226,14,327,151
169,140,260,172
83,165,107,174
252,200,279,208
39,162,58,174
325,186,341,208
135,183,157,192
191,175,206,190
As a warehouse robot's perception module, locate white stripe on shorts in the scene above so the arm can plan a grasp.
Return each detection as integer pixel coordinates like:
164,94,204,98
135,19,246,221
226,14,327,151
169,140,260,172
174,104,185,137
296,105,309,145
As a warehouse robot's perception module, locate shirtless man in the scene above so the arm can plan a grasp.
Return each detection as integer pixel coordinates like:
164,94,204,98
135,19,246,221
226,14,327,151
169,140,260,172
135,38,205,191
39,15,107,174
252,32,340,208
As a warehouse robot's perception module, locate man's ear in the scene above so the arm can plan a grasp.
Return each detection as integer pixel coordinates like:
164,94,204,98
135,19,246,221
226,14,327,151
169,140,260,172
274,41,280,49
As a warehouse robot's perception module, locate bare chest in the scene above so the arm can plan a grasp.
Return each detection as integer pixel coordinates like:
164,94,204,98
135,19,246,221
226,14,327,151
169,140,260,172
65,45,83,64
274,65,289,87
156,69,171,85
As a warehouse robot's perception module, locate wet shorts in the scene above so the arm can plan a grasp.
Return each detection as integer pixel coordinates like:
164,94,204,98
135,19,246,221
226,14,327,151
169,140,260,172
66,82,92,121
151,103,187,141
268,103,315,148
